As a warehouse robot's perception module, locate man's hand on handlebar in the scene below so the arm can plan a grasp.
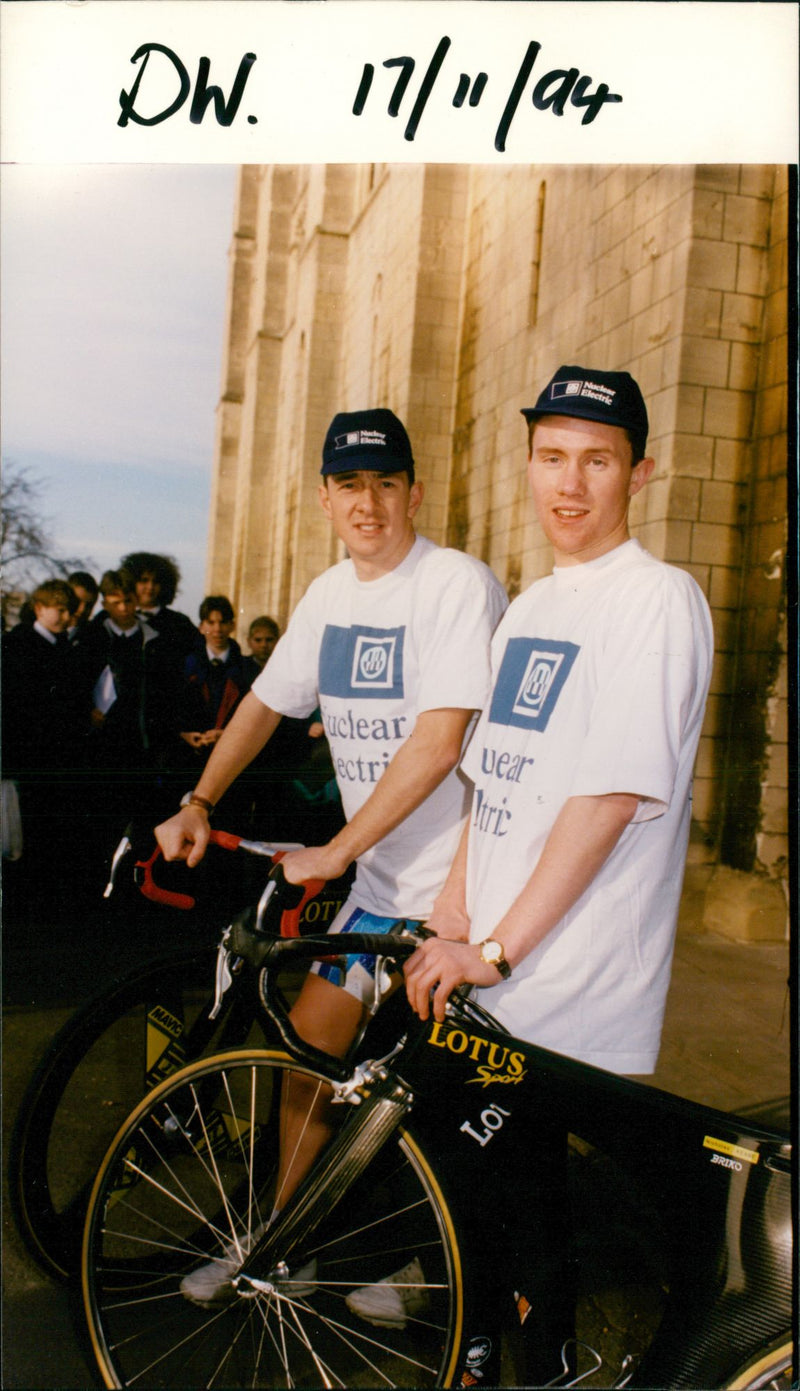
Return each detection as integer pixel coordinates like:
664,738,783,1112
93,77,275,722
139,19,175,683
404,937,503,1023
155,806,211,869
280,843,351,886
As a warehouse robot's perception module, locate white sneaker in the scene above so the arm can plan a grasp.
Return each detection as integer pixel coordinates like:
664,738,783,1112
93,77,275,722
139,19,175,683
181,1230,318,1307
280,1256,318,1299
181,1223,266,1306
346,1257,430,1329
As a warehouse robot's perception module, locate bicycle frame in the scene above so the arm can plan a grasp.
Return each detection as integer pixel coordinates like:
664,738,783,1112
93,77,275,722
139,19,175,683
234,930,793,1389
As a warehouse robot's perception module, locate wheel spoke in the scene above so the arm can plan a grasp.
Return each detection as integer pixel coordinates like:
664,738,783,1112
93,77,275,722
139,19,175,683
83,1049,461,1388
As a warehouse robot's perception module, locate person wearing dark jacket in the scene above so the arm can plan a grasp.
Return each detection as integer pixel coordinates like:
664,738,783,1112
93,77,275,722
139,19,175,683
175,596,254,833
120,551,199,668
77,569,181,847
1,579,84,922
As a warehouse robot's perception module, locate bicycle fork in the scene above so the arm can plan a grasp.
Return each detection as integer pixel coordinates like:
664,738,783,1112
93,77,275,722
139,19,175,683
232,1063,415,1295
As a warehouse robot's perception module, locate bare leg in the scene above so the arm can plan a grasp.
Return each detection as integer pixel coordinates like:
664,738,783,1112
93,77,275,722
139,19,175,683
273,973,367,1211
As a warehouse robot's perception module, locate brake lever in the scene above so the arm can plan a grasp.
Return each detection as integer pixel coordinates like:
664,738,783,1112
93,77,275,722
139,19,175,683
210,928,240,1020
103,829,133,899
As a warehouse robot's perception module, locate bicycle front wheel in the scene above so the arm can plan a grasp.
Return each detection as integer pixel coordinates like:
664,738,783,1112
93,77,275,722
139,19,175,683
82,1048,463,1389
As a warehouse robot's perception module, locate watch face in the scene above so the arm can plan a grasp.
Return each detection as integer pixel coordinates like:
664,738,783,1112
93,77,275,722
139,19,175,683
481,940,502,965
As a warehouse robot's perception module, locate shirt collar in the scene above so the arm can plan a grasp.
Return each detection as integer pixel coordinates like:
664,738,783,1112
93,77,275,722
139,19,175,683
33,620,57,644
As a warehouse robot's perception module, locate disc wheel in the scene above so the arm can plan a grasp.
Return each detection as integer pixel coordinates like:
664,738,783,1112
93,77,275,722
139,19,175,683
82,1048,463,1388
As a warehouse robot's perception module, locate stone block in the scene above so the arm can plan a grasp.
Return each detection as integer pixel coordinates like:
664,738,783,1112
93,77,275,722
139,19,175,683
720,292,764,343
690,521,740,568
708,564,740,609
693,735,716,779
671,433,714,479
663,518,693,562
712,438,746,483
703,387,753,440
683,561,710,596
680,335,730,387
723,193,771,247
702,866,788,942
728,342,760,392
690,774,715,829
694,166,741,195
699,479,743,527
651,383,704,438
683,287,723,336
669,475,702,520
755,383,787,439
738,166,776,200
687,239,738,292
710,606,737,654
736,244,768,297
692,187,725,239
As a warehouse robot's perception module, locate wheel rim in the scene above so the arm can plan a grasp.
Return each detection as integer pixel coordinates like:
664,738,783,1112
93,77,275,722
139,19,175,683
82,1049,461,1389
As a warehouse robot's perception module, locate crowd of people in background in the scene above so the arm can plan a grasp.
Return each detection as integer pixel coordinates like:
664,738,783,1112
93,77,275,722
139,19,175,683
1,552,341,926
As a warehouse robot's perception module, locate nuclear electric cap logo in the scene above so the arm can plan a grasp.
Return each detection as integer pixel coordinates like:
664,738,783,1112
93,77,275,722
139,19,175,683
352,634,396,689
513,649,565,719
550,377,616,406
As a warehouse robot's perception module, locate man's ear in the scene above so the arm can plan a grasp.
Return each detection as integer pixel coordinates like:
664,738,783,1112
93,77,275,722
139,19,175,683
629,456,655,497
408,479,425,517
318,481,333,518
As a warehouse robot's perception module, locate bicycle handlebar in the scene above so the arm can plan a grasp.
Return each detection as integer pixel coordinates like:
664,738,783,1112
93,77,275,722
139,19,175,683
133,831,324,925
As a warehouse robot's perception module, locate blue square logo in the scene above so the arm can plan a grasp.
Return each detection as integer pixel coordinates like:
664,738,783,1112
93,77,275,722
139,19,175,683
489,637,579,731
320,625,405,700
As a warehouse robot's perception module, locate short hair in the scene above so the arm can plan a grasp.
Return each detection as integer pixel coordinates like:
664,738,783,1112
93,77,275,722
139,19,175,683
100,569,136,599
248,615,280,639
68,571,99,602
32,578,77,612
526,418,645,466
120,552,181,606
199,595,235,624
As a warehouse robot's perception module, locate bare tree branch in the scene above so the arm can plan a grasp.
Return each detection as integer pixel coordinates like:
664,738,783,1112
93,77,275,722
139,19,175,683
1,462,94,600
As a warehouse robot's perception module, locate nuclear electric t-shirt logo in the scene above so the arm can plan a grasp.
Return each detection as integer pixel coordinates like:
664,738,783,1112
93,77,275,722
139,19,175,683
488,637,579,731
319,625,405,699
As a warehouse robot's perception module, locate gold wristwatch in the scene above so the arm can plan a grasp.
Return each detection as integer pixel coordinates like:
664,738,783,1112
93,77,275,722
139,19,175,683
478,938,511,979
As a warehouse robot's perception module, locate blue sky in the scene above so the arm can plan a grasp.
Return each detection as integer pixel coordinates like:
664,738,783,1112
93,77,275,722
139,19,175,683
1,163,237,621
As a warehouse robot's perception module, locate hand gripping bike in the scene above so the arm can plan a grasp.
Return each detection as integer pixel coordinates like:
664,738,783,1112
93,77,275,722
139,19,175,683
8,828,348,1282
80,904,793,1390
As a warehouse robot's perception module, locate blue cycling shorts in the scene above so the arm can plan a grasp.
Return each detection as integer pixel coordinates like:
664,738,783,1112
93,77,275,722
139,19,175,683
311,896,421,1007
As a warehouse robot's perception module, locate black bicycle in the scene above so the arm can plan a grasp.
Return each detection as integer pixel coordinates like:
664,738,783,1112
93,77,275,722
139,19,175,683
80,909,793,1389
8,828,351,1282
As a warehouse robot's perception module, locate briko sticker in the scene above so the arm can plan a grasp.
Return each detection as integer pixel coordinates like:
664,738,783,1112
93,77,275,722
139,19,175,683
703,1136,759,1166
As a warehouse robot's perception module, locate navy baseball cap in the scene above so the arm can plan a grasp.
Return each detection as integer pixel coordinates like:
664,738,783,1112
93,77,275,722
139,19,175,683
521,366,649,458
321,409,415,479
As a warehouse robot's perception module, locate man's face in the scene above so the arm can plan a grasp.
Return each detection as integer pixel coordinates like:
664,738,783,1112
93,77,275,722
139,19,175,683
528,416,654,566
35,600,72,635
70,585,94,623
318,469,424,578
103,591,138,630
248,626,277,665
135,573,161,608
200,611,234,654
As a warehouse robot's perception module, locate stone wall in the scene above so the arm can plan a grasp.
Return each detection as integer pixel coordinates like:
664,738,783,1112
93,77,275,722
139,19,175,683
207,163,790,935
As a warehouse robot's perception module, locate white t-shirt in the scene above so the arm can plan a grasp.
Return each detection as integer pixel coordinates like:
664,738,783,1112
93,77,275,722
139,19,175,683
252,535,507,917
462,539,713,1074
